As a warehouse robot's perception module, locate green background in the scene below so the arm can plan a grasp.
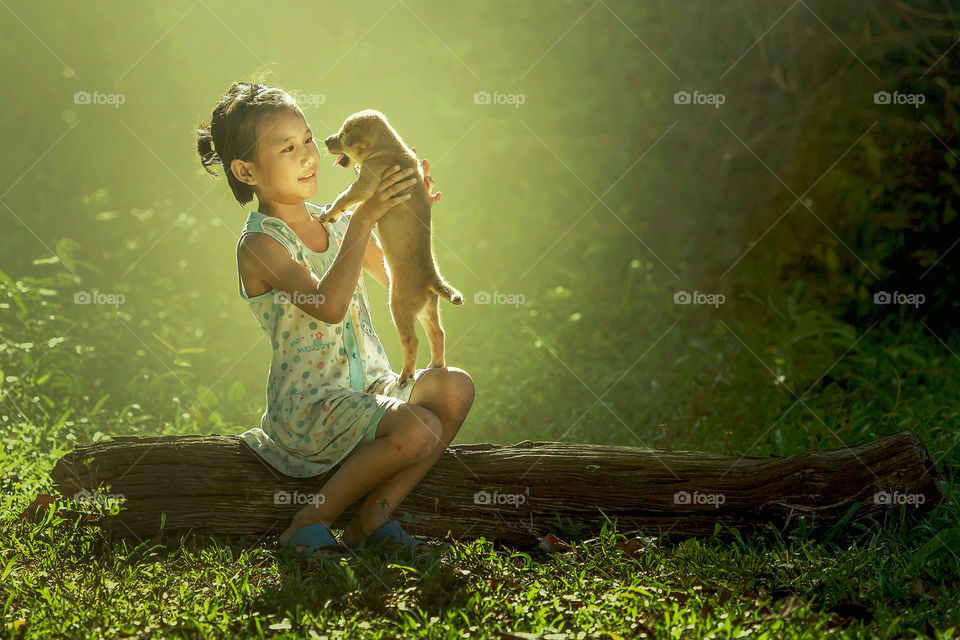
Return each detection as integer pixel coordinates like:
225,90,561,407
1,0,958,453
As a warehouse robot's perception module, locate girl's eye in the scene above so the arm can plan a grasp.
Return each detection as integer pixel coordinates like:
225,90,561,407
283,137,314,152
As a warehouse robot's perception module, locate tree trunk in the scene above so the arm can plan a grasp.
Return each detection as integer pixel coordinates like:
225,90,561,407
49,429,943,546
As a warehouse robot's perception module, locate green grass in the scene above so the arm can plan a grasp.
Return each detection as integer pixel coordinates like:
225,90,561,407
2,277,959,639
3,504,958,638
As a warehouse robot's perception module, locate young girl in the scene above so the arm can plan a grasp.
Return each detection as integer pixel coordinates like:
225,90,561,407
196,81,475,559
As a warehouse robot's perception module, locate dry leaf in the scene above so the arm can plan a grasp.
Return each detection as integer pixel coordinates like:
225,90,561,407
486,577,521,590
18,493,57,521
18,493,99,525
539,533,572,553
616,538,644,556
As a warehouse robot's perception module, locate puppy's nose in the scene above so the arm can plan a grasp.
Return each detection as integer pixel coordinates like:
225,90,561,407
324,135,335,147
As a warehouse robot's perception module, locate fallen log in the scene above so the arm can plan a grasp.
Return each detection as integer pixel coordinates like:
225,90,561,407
49,429,943,546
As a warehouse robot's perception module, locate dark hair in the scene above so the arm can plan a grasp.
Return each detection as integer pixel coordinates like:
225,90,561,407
196,82,301,205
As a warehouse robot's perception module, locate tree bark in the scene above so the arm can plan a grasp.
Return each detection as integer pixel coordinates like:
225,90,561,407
49,429,943,546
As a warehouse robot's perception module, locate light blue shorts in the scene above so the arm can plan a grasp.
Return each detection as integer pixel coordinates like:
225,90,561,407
359,368,431,444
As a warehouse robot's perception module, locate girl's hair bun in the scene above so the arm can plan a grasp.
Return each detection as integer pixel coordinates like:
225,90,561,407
197,123,221,168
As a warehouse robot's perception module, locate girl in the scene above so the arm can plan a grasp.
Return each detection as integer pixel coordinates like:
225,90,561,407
196,81,475,559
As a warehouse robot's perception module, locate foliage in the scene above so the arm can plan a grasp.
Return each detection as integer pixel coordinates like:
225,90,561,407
732,0,960,335
1,0,959,636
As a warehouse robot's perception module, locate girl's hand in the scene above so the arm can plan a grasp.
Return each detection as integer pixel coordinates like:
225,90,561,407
411,147,441,206
353,165,418,226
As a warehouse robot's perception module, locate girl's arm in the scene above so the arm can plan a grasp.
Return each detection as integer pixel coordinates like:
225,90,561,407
362,233,390,289
240,166,418,323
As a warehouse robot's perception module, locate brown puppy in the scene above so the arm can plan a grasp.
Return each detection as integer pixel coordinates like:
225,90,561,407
322,109,464,387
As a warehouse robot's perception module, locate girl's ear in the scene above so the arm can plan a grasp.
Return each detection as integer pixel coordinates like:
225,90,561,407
231,158,256,185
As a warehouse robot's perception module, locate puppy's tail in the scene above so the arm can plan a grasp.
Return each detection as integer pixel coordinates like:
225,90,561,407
431,277,464,305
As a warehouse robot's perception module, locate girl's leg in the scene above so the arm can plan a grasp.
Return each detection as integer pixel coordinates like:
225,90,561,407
277,402,444,547
339,367,475,546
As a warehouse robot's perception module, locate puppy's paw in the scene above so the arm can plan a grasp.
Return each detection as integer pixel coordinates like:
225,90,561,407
397,371,414,387
318,209,344,224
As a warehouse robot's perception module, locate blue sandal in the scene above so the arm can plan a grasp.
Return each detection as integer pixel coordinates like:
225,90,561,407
353,519,434,558
279,524,352,561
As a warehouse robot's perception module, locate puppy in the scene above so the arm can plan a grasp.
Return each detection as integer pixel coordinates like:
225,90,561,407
321,109,464,386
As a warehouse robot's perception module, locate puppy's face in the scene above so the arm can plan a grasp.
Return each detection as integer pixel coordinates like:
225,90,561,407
324,110,388,169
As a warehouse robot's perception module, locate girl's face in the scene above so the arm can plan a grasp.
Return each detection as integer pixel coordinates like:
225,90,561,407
233,109,321,205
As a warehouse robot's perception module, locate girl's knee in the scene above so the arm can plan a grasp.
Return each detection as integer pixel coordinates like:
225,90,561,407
430,367,476,420
389,404,443,461
445,367,475,403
